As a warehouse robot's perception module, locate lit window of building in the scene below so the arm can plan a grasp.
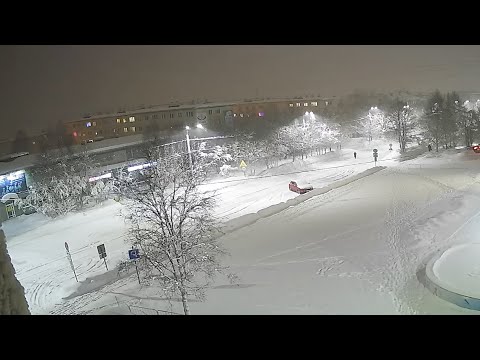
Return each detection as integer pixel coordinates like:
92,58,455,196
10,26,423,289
296,103,301,107
289,103,294,107
86,122,92,127
130,126,136,132
113,129,117,133
311,102,318,106
240,114,244,118
32,141,36,144
303,103,308,107
258,112,265,117
325,101,329,106
129,116,135,122
123,127,128,132
116,119,121,123
123,118,127,123
92,121,97,126
234,113,237,117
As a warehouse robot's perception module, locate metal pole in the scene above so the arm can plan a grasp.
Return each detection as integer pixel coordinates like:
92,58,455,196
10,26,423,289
135,260,141,285
103,257,108,271
186,130,193,171
72,264,78,282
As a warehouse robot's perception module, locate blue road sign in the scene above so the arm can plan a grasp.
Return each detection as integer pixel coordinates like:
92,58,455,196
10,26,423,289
129,249,140,260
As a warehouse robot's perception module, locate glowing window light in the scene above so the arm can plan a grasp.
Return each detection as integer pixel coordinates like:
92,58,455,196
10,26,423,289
258,112,265,117
303,103,308,106
86,122,92,128
88,173,112,182
129,116,135,122
127,163,153,172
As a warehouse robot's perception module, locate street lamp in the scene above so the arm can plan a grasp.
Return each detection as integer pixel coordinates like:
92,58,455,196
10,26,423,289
185,123,205,171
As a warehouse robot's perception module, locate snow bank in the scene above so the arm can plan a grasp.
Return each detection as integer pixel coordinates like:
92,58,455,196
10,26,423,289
425,244,480,311
221,166,386,234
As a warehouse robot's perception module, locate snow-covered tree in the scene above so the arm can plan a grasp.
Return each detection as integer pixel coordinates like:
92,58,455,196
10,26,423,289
0,227,30,315
385,99,418,153
91,179,116,203
24,148,97,218
117,147,234,315
355,107,387,142
454,98,479,147
422,91,444,152
197,143,233,171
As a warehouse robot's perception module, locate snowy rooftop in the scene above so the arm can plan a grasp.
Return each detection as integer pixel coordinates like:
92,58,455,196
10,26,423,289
65,97,335,124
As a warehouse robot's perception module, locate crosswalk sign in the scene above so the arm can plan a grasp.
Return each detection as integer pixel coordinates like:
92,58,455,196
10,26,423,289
239,160,247,169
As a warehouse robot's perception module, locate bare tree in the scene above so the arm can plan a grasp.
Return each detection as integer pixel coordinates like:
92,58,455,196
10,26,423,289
118,147,234,315
386,100,417,153
423,90,444,152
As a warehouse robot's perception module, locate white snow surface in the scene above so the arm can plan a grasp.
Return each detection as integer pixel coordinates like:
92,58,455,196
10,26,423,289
432,243,480,299
4,139,480,314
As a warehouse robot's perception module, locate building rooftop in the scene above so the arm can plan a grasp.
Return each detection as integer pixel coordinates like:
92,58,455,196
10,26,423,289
65,96,334,124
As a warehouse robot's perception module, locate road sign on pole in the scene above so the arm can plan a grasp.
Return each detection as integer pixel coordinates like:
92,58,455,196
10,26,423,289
373,149,378,165
97,244,107,259
129,247,141,285
239,160,247,169
97,244,108,271
65,242,78,282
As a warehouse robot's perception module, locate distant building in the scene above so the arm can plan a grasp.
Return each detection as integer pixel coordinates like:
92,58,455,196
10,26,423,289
64,97,334,144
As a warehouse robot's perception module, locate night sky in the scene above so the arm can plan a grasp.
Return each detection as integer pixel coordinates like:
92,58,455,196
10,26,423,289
1,45,480,139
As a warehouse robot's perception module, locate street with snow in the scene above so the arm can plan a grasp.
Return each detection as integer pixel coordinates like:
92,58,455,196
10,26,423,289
3,139,480,315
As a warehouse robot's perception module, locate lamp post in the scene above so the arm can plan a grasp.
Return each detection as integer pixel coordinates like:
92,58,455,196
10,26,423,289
185,123,204,171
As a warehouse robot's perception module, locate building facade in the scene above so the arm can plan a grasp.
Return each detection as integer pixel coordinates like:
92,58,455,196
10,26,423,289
64,97,334,144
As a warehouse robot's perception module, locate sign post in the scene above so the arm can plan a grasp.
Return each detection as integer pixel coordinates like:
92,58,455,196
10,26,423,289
97,244,108,271
373,149,378,166
65,242,78,282
239,160,247,177
128,248,141,285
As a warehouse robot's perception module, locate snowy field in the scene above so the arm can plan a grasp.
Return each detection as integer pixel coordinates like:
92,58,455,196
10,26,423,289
4,139,480,314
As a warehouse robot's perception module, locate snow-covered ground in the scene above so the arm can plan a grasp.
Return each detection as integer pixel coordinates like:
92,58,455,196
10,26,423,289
5,139,480,314
431,243,480,299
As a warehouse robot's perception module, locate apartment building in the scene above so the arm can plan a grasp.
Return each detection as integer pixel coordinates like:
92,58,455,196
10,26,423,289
64,97,334,144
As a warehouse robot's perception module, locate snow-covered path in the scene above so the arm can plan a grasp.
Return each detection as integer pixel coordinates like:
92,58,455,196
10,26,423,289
6,140,480,314
85,149,480,314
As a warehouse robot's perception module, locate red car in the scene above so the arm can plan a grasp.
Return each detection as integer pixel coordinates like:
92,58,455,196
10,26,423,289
289,181,313,194
473,145,480,153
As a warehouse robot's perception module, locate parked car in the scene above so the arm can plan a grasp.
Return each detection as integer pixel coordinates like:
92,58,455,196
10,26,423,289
289,181,313,194
472,145,480,153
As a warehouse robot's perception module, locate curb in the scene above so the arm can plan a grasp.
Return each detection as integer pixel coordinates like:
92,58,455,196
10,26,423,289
424,248,480,311
220,166,387,234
